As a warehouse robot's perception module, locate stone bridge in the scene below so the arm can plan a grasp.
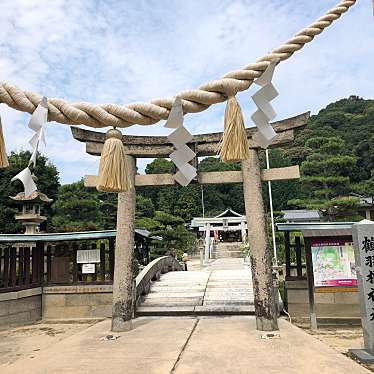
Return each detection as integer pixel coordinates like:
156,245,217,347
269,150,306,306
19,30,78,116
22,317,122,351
135,257,262,316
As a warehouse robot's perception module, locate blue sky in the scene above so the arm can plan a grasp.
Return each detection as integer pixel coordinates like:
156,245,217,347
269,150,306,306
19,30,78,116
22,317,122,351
0,0,373,184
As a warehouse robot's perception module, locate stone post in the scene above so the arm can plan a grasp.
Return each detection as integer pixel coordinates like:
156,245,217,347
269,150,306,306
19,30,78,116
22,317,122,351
349,219,374,363
240,220,247,243
111,155,136,332
241,149,278,331
204,223,211,264
200,246,204,268
366,210,371,220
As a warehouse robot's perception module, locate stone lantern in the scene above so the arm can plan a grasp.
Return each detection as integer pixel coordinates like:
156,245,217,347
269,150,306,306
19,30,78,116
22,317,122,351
10,191,53,234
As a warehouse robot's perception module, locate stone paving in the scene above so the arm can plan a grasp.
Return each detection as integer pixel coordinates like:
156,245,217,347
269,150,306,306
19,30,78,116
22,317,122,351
1,317,371,374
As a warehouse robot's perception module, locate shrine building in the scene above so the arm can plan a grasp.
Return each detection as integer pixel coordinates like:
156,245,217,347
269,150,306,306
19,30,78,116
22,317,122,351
190,208,247,261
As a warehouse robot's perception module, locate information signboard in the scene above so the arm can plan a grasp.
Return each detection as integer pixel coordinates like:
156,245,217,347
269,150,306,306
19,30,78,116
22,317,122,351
311,239,357,287
77,249,100,264
82,263,96,274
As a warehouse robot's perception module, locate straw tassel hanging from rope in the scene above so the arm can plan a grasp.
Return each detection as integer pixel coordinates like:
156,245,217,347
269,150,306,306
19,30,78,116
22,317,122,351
0,115,9,168
96,128,131,193
218,96,249,163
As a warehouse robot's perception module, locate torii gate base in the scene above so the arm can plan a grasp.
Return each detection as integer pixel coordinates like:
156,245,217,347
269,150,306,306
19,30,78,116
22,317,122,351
72,111,309,332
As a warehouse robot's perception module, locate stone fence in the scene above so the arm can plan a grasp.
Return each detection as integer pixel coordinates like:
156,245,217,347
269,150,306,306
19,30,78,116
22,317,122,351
0,287,42,329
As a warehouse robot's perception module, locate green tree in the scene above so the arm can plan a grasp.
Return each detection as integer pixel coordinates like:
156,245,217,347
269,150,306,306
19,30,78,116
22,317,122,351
135,195,155,218
354,135,374,181
289,136,359,220
139,158,174,213
198,157,243,216
149,211,195,258
0,151,59,233
259,149,302,211
52,182,156,232
96,192,117,230
174,186,201,221
145,158,174,174
52,180,102,232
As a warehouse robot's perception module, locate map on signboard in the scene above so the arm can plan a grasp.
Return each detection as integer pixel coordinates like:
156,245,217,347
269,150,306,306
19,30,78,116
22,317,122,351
311,240,357,287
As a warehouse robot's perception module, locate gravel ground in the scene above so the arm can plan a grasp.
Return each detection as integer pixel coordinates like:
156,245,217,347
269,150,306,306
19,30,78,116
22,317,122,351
0,322,94,367
301,325,374,373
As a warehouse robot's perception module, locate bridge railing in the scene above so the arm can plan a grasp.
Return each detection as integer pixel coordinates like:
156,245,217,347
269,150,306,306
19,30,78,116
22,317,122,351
135,256,183,306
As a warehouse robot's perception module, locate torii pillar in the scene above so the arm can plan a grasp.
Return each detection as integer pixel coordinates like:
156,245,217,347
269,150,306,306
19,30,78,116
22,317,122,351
112,155,136,332
242,149,277,331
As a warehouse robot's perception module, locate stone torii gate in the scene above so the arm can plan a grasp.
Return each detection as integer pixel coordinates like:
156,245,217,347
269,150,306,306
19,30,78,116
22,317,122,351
71,111,309,332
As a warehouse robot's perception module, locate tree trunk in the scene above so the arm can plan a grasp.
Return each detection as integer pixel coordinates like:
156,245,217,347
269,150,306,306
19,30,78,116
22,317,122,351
111,155,136,332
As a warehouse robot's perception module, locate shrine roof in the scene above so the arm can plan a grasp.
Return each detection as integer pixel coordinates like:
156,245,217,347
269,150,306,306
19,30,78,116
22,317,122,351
214,208,244,218
282,209,321,222
0,228,160,243
10,191,53,204
276,222,354,237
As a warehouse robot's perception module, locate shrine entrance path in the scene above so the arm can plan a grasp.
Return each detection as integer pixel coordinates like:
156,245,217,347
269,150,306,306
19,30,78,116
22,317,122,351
137,258,256,316
2,317,370,374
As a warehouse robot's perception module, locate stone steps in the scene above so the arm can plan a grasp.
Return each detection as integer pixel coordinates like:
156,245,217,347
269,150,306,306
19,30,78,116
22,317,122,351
136,305,255,317
141,299,204,307
213,251,243,259
213,242,244,259
139,265,256,315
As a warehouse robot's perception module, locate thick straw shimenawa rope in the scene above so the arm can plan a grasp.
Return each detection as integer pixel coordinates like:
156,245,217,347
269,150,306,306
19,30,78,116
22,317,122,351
0,1,356,129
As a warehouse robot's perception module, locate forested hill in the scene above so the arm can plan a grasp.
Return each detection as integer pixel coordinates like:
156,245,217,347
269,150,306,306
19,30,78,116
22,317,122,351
286,96,374,182
283,96,374,219
0,96,373,235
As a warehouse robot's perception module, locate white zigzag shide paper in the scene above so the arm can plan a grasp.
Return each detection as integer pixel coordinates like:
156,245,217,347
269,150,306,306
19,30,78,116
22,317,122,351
251,62,278,149
164,97,197,187
11,167,37,198
12,97,48,197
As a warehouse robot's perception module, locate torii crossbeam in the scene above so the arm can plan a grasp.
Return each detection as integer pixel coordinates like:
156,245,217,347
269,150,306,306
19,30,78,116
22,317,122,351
73,112,308,189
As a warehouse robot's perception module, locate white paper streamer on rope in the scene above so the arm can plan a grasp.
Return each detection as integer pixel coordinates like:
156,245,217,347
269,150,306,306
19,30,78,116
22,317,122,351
28,96,48,166
251,61,278,149
165,97,197,186
11,97,48,197
11,167,37,197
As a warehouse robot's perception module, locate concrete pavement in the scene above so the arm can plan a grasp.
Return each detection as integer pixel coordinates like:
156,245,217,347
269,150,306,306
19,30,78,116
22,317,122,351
1,317,370,374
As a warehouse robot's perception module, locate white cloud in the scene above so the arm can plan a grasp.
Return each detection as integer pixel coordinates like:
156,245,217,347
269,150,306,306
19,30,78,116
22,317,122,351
0,0,372,183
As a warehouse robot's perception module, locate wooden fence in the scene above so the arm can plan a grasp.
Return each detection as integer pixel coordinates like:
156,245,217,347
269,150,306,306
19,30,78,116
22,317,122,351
284,232,306,281
0,238,116,293
0,243,43,292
